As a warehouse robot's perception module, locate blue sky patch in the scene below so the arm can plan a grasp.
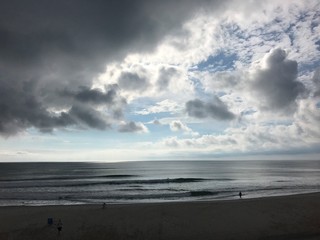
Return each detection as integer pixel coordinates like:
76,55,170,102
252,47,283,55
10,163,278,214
195,51,238,72
298,59,320,75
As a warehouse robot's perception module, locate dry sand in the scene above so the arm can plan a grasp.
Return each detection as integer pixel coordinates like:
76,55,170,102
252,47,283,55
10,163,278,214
0,193,320,240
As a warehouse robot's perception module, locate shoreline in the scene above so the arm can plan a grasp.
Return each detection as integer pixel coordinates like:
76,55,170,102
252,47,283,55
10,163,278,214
1,190,320,208
1,192,320,240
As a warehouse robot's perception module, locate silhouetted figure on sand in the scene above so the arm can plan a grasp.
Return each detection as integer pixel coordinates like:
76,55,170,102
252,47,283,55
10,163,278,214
239,191,242,199
57,219,63,234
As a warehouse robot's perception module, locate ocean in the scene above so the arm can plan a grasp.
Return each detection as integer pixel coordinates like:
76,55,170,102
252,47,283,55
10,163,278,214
0,160,319,206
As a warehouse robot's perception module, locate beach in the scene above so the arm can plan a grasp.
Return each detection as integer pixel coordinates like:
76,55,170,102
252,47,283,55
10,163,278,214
0,193,320,240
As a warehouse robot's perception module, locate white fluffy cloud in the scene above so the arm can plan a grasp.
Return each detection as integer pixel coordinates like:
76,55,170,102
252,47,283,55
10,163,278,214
135,99,182,115
169,120,199,136
294,99,320,141
96,62,195,103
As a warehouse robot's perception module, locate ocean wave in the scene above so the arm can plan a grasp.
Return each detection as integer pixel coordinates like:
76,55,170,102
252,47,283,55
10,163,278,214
0,177,207,189
71,190,222,201
211,178,235,181
0,174,138,182
0,190,216,201
66,178,207,187
190,191,219,197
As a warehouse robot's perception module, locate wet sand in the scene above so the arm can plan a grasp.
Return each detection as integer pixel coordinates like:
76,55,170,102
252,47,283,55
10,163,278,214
0,193,320,240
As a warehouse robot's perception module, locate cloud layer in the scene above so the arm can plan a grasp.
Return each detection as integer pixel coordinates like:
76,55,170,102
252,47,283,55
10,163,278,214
0,0,320,161
0,0,228,136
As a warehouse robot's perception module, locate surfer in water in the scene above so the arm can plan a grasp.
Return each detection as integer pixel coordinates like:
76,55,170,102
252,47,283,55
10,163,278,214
239,191,242,199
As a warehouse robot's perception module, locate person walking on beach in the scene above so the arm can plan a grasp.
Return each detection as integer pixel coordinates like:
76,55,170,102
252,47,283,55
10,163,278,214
239,191,242,199
57,219,63,235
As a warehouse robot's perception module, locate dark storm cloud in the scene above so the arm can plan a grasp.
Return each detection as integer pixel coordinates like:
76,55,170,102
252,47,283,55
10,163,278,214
62,84,127,120
118,72,149,92
0,0,229,136
118,121,147,133
185,97,236,120
68,104,110,130
75,87,117,105
251,48,305,112
62,85,123,105
0,77,75,136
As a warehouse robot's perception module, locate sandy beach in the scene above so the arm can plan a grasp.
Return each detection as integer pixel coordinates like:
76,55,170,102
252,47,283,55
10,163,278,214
0,193,320,240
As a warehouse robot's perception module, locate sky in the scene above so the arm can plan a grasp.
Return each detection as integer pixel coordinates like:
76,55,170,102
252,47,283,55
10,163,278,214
0,0,320,162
